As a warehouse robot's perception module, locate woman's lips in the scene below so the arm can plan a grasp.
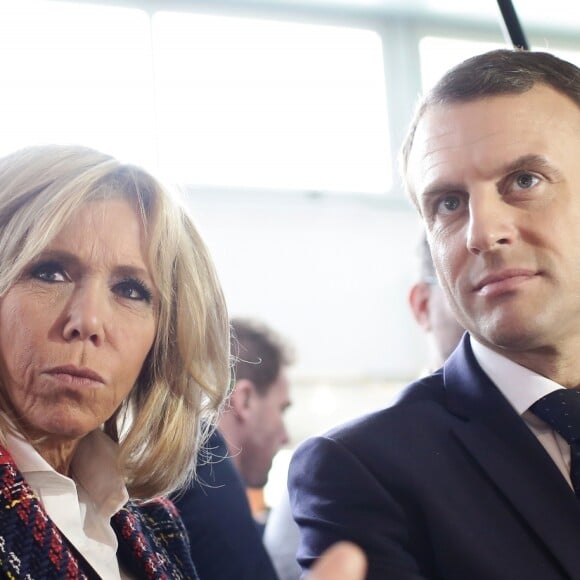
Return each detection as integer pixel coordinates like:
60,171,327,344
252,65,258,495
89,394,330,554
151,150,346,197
44,365,105,386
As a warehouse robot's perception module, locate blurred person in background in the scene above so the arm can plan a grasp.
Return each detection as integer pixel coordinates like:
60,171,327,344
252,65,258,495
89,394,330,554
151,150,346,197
173,317,293,579
221,318,293,521
408,234,466,371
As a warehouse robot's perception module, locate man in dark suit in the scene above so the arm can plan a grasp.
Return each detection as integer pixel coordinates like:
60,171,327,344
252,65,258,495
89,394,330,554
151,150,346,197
172,429,278,580
172,318,292,580
289,49,580,579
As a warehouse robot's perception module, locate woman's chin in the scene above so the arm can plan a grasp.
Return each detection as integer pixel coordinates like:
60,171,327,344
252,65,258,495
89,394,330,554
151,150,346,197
24,412,99,442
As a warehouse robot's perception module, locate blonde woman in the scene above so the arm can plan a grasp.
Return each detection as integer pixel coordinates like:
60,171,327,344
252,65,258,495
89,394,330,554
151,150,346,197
0,144,229,578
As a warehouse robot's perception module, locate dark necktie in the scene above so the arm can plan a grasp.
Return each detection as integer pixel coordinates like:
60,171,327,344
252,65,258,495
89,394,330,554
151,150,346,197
530,389,580,497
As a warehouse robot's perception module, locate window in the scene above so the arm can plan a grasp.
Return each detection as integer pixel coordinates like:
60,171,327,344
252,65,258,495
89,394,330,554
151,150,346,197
420,36,580,92
419,37,504,91
153,13,391,193
0,1,154,166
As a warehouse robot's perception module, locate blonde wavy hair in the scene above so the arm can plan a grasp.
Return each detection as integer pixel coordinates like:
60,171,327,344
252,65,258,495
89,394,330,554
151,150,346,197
0,144,230,500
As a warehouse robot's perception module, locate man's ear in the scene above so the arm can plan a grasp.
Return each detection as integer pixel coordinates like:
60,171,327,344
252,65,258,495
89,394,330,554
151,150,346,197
229,379,257,422
408,282,432,331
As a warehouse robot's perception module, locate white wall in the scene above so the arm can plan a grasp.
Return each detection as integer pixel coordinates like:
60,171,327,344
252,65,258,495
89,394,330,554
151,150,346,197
184,189,428,384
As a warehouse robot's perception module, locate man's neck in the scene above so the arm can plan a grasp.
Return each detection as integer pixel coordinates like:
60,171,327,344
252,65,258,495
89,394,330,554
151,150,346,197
478,338,580,389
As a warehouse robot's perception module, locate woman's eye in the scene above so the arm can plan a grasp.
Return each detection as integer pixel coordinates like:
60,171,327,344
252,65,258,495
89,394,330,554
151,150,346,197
29,261,67,283
514,172,540,190
115,278,153,303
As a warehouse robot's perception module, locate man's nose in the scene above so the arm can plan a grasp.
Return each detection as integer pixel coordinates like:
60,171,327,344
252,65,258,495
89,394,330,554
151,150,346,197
466,189,517,255
62,282,107,346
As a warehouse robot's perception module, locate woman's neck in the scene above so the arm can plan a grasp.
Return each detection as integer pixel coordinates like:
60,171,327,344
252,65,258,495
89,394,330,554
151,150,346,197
34,437,81,477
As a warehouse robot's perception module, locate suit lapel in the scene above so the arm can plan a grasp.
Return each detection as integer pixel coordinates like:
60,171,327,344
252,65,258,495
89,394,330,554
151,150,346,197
443,337,580,579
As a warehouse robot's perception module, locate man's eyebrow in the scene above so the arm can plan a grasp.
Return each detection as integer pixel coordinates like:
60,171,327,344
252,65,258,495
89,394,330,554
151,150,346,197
420,154,561,202
500,154,556,175
418,180,466,210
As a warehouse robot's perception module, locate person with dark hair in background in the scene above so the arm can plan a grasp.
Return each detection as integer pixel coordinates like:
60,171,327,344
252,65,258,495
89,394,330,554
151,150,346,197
290,49,580,579
408,235,465,371
221,318,293,494
173,317,293,580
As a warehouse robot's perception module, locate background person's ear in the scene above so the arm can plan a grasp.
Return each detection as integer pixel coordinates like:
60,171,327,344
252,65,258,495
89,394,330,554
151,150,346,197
408,282,432,331
228,379,257,421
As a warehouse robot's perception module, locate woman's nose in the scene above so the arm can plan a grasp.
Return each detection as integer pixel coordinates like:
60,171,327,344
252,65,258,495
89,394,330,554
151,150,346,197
62,283,106,346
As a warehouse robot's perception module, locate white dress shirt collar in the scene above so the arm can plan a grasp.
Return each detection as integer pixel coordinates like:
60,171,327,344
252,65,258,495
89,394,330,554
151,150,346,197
5,428,129,579
6,428,128,514
470,336,564,415
468,336,574,488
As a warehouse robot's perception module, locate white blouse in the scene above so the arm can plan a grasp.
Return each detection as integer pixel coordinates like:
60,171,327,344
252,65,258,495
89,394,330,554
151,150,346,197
6,429,132,579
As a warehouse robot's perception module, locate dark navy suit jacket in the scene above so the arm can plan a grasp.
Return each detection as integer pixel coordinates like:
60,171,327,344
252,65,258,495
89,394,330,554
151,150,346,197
289,335,580,579
172,430,278,580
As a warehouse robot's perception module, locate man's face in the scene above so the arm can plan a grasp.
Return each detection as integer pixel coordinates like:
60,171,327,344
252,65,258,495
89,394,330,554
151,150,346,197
240,370,291,488
407,85,580,357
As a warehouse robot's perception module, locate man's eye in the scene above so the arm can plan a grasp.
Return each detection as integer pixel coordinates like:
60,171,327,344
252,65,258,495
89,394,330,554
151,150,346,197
436,195,462,215
514,172,540,190
30,261,67,282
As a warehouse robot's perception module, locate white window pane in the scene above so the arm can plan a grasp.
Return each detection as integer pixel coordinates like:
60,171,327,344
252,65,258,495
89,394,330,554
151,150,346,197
550,48,580,68
420,37,580,93
153,13,391,194
419,37,504,92
0,1,155,166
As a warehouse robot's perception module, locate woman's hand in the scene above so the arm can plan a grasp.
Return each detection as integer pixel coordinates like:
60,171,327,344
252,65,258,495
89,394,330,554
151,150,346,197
309,542,367,580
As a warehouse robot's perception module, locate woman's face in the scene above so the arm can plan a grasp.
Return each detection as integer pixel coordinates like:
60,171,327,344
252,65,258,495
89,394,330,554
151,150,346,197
0,198,157,441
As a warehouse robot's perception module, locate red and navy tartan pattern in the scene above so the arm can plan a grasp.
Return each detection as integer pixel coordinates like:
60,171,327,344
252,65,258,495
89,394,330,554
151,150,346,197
0,446,198,579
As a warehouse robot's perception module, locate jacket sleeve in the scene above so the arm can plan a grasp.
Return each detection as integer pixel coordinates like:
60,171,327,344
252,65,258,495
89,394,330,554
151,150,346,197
288,434,428,580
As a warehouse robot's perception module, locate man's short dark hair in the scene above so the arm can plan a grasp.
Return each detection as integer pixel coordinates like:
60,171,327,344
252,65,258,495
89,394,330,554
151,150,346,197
230,318,294,396
401,49,580,199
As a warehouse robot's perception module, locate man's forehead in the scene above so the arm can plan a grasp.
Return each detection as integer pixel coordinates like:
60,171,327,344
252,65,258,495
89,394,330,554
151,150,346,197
411,84,580,155
411,99,486,158
406,104,467,200
407,86,580,198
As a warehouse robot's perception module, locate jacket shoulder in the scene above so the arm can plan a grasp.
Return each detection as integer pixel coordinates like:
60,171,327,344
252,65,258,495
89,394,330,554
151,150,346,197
324,371,447,443
115,497,198,579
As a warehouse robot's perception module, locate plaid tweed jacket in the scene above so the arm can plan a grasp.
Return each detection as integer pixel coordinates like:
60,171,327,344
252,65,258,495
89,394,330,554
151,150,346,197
0,446,198,579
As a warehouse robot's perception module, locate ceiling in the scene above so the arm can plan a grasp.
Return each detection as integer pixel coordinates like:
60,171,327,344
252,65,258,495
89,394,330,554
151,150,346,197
61,0,580,36
177,0,580,30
